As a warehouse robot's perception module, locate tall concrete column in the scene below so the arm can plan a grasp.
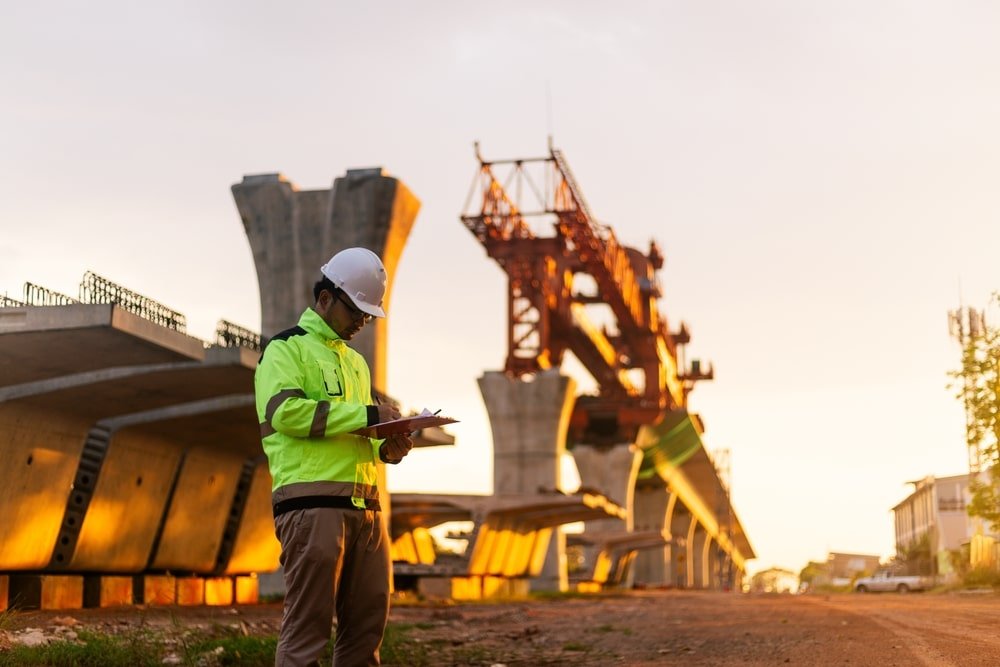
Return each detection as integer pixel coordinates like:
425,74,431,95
690,521,708,589
232,168,420,391
478,369,576,591
667,497,689,587
704,536,717,590
709,540,732,591
632,481,670,586
572,443,641,586
232,168,420,591
572,443,642,532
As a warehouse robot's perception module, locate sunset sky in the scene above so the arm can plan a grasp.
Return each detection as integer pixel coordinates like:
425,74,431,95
4,1,1000,575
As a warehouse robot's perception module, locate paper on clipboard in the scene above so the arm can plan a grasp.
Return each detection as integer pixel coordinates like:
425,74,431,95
352,408,458,438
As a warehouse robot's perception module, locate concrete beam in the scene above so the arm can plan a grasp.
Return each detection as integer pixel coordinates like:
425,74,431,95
0,305,204,388
0,305,277,578
636,410,755,570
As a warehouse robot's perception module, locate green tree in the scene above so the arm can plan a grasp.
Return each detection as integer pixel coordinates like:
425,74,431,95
888,532,934,576
798,561,827,588
951,295,1000,529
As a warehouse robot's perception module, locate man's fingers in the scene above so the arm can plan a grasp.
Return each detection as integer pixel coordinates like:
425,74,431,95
377,405,401,422
385,434,413,459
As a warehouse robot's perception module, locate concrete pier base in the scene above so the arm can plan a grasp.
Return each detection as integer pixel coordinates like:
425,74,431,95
478,369,576,591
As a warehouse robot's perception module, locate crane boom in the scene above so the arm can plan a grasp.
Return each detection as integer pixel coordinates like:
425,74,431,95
461,143,712,443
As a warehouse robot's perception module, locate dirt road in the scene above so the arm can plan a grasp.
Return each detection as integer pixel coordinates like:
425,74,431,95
6,589,1000,665
387,589,1000,665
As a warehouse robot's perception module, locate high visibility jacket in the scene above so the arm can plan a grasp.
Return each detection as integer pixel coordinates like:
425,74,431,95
255,308,381,510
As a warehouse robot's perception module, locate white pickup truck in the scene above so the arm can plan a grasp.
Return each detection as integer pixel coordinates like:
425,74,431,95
854,569,932,593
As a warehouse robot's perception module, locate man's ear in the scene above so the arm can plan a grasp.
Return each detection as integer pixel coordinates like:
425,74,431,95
316,289,333,312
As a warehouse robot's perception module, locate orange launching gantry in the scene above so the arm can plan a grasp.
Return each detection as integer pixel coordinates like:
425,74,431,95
461,141,713,445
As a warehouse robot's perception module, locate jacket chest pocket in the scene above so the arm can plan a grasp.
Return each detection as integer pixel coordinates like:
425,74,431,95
317,361,344,398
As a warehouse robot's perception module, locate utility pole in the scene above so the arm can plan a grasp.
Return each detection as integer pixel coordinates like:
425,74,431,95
948,306,986,474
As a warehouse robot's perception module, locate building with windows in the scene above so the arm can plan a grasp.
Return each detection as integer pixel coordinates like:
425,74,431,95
892,473,985,580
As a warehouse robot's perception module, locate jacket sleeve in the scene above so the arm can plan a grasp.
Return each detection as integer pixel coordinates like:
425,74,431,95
256,339,368,439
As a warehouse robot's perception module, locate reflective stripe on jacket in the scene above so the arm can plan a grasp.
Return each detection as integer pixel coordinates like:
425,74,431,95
255,308,380,508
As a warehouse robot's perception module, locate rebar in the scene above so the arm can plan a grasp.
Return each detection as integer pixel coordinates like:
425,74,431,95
78,271,187,333
215,319,262,351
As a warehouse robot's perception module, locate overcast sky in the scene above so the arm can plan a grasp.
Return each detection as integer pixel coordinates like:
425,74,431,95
3,1,999,575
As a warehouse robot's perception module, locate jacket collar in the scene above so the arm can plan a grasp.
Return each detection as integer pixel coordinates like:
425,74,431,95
298,308,343,342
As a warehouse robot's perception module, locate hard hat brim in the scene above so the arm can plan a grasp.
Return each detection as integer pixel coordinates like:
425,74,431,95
357,301,386,318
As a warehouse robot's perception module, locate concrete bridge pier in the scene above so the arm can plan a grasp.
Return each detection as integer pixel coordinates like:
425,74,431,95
571,443,642,531
572,442,641,582
710,541,726,591
232,168,420,351
478,370,576,591
690,520,709,588
632,481,667,586
232,168,420,593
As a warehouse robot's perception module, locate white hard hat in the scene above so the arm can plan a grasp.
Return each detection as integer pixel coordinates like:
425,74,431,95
320,248,388,318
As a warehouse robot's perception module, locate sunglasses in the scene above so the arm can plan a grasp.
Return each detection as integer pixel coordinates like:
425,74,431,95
336,291,373,322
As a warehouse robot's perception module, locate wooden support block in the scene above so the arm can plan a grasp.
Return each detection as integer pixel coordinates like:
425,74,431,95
416,577,455,600
176,578,205,606
83,576,133,608
9,575,83,610
0,575,8,611
138,575,177,605
205,577,234,606
235,575,258,604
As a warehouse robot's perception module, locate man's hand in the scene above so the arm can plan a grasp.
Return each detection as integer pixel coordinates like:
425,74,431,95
375,404,401,423
379,433,413,464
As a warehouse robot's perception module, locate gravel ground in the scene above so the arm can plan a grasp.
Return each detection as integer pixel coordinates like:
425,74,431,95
5,588,1000,665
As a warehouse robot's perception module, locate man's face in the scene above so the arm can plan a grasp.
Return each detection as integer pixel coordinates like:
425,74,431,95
317,289,373,340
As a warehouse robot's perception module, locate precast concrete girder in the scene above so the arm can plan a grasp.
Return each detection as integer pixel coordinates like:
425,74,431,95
0,304,204,388
0,306,277,576
49,394,274,573
388,492,625,580
636,409,755,573
568,529,669,587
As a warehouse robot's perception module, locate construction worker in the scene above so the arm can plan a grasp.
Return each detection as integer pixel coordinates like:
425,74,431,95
255,247,413,666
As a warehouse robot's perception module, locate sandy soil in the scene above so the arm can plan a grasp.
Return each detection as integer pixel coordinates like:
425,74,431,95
6,589,1000,665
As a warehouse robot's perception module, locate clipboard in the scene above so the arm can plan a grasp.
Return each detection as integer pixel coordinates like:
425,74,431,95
352,411,458,438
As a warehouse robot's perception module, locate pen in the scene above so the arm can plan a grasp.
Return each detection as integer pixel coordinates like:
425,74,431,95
432,409,441,416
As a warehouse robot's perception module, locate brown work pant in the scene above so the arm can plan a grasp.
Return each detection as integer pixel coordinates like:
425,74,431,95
274,507,391,667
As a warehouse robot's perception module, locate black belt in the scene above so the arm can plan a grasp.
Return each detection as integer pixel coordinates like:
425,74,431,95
273,495,381,518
